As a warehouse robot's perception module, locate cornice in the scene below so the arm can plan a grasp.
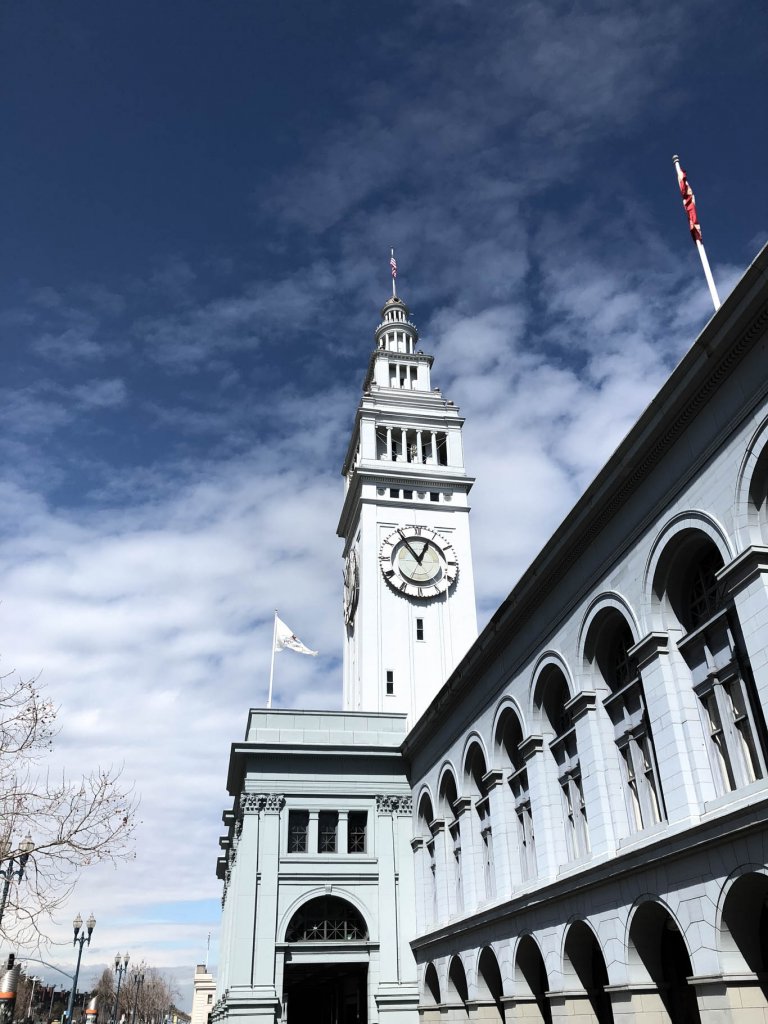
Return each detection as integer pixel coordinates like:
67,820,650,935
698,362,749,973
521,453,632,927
717,544,768,594
629,632,669,668
337,469,475,540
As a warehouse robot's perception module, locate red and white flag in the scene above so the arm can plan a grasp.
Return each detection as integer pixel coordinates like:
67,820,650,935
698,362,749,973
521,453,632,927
390,250,397,278
675,159,702,243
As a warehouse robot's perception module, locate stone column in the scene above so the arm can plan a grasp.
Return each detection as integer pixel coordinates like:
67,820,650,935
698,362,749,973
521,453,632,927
375,796,420,1024
222,793,283,1024
252,794,285,986
453,797,480,911
719,546,768,712
519,735,565,879
225,797,262,988
429,819,452,921
308,810,319,854
411,836,429,933
482,769,512,898
338,809,349,854
565,690,617,856
386,427,393,460
630,632,717,822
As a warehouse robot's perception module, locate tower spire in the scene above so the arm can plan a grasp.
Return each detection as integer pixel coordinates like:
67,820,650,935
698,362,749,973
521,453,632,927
390,248,397,298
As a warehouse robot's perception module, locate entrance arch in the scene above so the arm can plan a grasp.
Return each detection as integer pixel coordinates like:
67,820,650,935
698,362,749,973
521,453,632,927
282,896,370,1024
628,901,700,1023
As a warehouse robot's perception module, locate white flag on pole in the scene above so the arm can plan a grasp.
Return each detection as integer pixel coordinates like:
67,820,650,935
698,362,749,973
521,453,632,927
273,615,318,656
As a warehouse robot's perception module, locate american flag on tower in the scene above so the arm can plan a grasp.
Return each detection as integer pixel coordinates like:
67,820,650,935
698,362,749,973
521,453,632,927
390,250,397,278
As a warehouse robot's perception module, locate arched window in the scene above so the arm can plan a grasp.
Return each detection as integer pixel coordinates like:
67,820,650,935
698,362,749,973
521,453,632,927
658,531,767,795
439,770,463,913
285,896,367,942
535,666,589,860
464,743,495,899
495,708,535,880
587,610,665,832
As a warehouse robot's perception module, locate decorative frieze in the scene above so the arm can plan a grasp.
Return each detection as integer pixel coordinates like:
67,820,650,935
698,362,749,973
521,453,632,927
376,794,413,815
239,792,285,814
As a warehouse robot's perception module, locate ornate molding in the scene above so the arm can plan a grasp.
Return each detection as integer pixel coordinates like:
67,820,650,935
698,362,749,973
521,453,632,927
565,690,597,721
241,793,267,814
519,734,544,762
240,792,285,814
717,545,768,594
482,768,505,790
376,794,413,815
629,631,669,668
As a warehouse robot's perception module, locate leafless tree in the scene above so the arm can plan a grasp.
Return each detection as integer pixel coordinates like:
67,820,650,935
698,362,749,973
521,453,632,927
115,966,178,1024
94,968,116,1024
0,674,138,944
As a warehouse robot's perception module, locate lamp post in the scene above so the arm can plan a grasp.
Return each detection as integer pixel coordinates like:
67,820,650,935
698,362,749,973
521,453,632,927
65,913,95,1024
111,954,129,1024
129,969,144,1024
27,976,39,1019
0,834,34,927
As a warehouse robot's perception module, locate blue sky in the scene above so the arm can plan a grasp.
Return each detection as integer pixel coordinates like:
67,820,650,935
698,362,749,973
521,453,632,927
1,0,766,1004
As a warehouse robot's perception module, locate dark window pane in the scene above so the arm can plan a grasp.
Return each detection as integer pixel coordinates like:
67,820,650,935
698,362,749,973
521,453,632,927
288,811,309,853
348,811,367,853
318,811,338,853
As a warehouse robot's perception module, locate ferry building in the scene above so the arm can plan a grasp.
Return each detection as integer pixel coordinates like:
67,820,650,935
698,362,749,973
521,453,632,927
213,244,768,1024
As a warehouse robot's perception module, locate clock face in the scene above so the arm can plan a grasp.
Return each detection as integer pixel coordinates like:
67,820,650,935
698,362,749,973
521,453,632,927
379,526,458,598
343,549,360,625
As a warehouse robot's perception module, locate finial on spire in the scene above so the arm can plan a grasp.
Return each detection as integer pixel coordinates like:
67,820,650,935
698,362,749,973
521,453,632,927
390,248,397,298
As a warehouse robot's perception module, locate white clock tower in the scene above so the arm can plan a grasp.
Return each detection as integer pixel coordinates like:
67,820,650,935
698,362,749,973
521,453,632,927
337,289,478,723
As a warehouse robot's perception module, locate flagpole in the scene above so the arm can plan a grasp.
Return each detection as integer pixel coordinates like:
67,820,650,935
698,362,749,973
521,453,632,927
695,238,721,312
391,247,396,297
672,154,721,312
267,610,277,709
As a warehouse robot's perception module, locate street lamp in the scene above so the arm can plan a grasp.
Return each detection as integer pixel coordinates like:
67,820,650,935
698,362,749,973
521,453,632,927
129,969,144,1024
111,953,129,1024
27,976,40,1019
65,913,95,1024
0,834,34,927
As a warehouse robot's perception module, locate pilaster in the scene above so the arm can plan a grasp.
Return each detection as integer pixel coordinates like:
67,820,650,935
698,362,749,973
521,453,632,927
519,734,565,879
630,631,716,821
720,545,768,718
482,769,513,897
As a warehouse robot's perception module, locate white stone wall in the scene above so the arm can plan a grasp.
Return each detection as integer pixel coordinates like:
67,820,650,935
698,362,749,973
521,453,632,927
405,258,768,1021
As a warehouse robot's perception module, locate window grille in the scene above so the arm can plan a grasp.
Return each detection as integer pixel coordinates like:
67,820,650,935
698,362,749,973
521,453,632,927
318,811,338,853
287,810,309,853
347,811,367,853
687,549,725,629
285,896,367,942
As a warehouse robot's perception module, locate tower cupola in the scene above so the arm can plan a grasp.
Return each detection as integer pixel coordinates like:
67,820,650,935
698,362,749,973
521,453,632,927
374,296,420,355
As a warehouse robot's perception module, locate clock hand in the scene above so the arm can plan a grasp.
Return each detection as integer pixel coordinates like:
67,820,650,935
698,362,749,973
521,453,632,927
415,542,430,564
398,532,421,562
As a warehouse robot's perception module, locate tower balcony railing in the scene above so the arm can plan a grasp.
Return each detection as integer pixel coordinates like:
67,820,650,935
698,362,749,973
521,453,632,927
375,319,418,333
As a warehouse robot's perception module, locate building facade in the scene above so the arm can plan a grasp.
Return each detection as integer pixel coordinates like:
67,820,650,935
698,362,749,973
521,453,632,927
215,244,768,1024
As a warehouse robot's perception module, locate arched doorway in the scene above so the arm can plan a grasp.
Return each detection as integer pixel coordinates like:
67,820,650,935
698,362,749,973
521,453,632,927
720,871,768,1005
562,921,613,1023
283,896,369,1024
628,902,700,1023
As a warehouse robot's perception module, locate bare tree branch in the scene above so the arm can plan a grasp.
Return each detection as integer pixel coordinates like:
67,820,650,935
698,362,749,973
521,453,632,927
0,672,138,945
